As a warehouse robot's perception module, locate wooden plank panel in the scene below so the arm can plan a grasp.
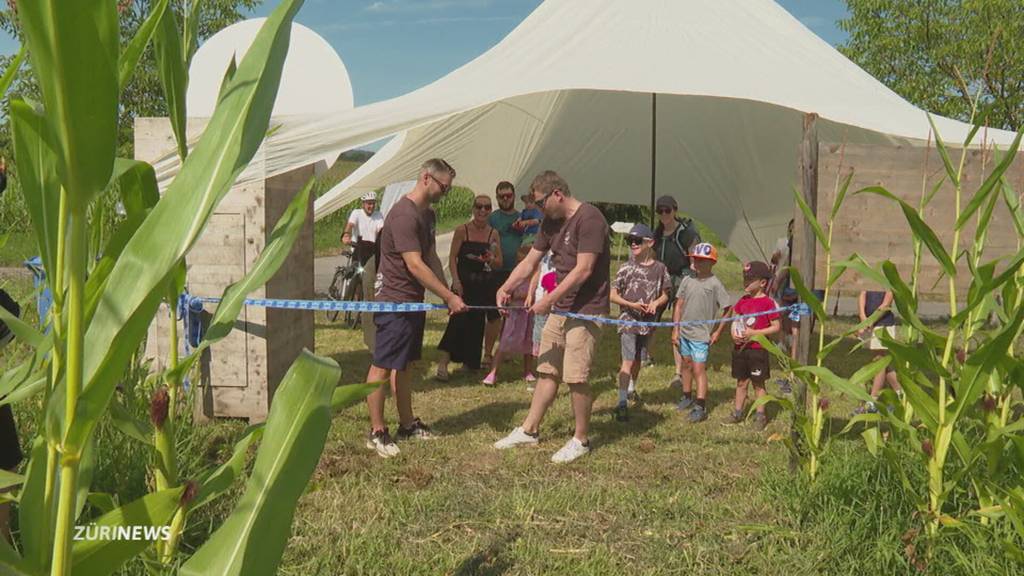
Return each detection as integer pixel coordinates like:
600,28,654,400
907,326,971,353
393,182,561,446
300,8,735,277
817,141,1023,300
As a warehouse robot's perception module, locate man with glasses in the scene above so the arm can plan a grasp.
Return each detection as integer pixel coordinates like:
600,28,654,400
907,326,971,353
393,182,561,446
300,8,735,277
652,195,702,389
364,158,468,458
494,170,611,464
486,180,522,365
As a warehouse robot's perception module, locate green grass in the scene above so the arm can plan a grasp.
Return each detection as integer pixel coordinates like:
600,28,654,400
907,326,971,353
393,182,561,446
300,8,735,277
0,232,38,267
268,313,1021,575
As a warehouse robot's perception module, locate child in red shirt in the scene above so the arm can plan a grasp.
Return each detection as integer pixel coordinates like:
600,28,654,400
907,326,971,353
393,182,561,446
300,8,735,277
728,261,781,430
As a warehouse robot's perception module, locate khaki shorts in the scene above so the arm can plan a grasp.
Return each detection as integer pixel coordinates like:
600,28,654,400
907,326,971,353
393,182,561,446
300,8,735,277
536,314,602,384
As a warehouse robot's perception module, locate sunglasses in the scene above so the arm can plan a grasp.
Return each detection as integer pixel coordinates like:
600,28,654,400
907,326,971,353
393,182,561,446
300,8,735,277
474,203,492,211
626,236,648,246
535,189,557,208
656,207,674,214
497,192,514,200
426,172,451,193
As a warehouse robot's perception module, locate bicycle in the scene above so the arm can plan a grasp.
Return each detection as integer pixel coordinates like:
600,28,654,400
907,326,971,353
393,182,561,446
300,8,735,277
327,246,365,328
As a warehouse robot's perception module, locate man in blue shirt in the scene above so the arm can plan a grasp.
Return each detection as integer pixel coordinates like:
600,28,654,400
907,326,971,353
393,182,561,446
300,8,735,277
486,180,522,364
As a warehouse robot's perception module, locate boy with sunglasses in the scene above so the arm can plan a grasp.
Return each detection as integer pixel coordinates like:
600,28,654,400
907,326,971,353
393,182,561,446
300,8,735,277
609,224,670,421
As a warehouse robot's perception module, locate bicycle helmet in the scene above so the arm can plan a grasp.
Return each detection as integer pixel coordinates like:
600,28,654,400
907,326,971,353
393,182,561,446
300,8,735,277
360,192,377,202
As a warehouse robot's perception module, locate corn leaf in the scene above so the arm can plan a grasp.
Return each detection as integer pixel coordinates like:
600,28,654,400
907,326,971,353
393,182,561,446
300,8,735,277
1002,181,1024,238
858,186,956,278
951,306,1024,423
153,1,188,160
788,268,825,325
17,0,118,207
179,350,340,576
955,132,1023,230
10,99,61,286
192,426,264,511
119,0,169,92
70,487,185,576
183,0,205,66
332,382,381,412
928,114,960,188
109,399,154,446
0,299,43,350
792,365,874,404
0,44,25,97
792,185,828,251
17,437,50,572
830,169,854,222
69,0,305,454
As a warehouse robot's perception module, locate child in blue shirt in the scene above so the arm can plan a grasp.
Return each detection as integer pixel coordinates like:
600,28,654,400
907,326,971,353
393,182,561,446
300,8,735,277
517,193,543,235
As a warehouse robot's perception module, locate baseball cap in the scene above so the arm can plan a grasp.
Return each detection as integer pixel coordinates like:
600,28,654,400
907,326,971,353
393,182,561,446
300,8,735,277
743,261,773,282
627,223,654,239
689,242,718,263
655,195,677,210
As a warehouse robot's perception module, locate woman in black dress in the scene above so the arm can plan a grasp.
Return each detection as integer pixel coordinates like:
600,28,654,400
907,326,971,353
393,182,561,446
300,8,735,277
435,195,502,380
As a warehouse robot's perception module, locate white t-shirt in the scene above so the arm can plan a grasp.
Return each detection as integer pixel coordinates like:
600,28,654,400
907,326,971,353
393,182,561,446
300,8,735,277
534,252,554,302
347,209,384,243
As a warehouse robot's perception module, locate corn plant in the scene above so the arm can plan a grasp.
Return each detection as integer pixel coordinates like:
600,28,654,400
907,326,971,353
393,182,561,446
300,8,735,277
840,119,1024,541
753,160,891,482
0,1,375,575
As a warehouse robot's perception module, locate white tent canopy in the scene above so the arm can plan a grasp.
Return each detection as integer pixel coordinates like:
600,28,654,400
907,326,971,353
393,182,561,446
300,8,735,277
152,0,1018,260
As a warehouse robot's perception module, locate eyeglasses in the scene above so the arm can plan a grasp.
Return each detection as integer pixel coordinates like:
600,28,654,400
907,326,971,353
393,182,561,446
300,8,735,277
497,192,514,200
426,172,451,193
535,188,557,208
656,207,674,215
626,236,647,246
474,204,492,211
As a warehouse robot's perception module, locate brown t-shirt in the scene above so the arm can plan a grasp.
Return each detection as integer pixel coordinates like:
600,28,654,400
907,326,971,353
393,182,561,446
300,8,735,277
533,202,610,314
375,197,436,303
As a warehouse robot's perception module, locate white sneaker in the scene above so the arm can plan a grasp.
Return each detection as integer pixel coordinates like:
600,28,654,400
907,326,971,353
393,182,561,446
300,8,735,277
365,428,400,458
494,426,539,449
550,437,590,463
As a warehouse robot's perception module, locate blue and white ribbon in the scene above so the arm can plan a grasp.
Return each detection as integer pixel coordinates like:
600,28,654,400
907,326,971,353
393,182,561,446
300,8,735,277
194,296,807,328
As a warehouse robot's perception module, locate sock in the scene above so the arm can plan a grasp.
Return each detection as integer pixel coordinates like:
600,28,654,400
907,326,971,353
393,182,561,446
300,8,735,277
696,398,706,409
684,390,693,399
627,379,636,393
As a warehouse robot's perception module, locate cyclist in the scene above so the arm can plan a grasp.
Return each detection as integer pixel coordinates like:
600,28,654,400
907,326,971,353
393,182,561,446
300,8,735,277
342,192,384,266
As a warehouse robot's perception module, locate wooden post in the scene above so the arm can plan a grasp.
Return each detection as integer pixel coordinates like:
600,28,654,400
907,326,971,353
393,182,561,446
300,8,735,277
794,113,819,404
649,92,657,227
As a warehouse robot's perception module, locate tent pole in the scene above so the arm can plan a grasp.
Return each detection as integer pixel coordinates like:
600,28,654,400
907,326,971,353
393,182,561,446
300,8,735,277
649,93,657,227
790,112,819,470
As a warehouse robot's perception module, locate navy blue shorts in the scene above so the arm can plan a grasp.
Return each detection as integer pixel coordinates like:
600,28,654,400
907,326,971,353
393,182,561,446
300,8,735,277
373,311,426,371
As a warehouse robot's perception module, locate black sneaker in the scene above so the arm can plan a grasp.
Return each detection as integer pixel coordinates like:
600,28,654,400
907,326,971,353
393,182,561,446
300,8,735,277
365,428,400,458
396,418,436,441
613,403,629,422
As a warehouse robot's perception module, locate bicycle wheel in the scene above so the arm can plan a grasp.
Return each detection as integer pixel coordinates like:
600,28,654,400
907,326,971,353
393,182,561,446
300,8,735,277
345,280,363,329
327,269,346,322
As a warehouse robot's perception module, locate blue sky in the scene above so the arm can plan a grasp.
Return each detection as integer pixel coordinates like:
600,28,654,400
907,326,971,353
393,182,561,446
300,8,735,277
0,0,849,107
